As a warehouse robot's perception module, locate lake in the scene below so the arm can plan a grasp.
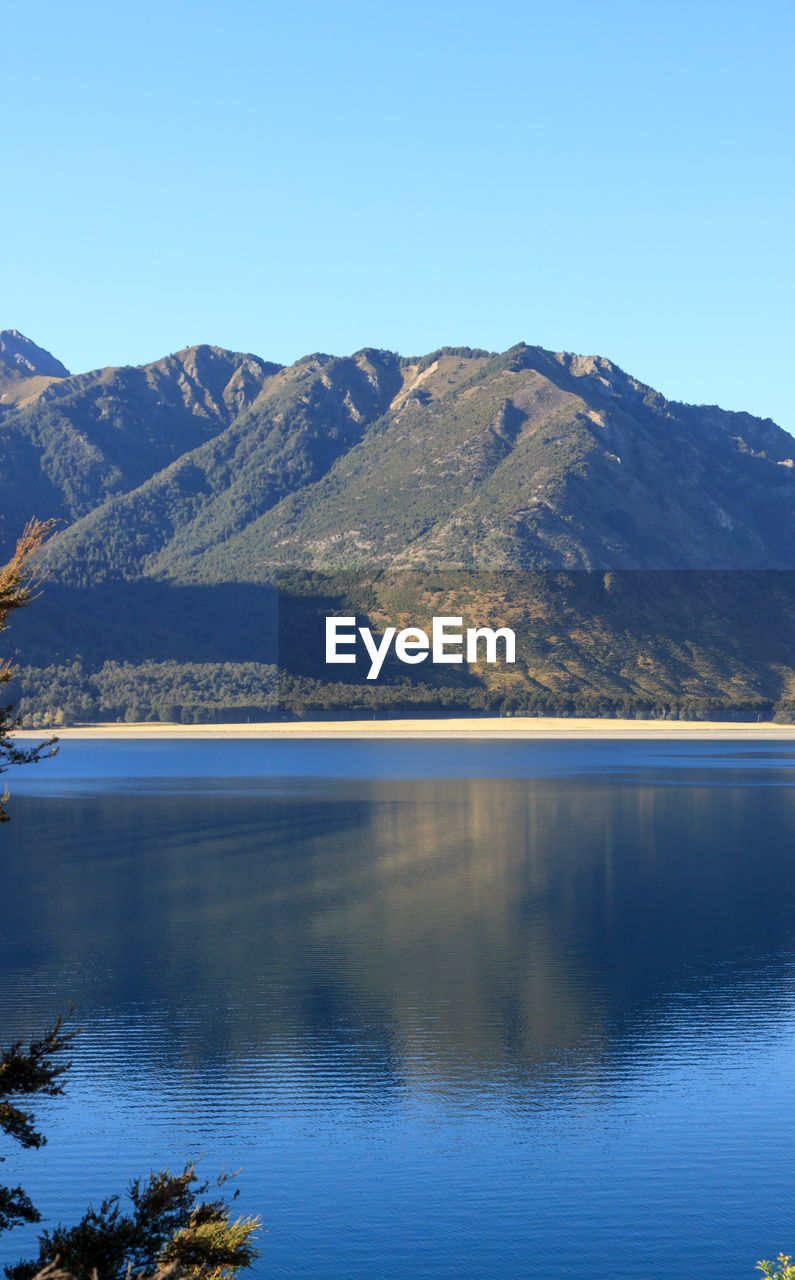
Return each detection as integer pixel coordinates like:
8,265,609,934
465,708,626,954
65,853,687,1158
2,739,795,1279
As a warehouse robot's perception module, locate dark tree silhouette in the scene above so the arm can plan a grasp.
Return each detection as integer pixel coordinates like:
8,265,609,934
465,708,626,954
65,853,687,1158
0,1017,74,1234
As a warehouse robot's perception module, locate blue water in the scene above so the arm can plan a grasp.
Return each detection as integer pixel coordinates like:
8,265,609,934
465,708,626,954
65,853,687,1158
2,739,795,1279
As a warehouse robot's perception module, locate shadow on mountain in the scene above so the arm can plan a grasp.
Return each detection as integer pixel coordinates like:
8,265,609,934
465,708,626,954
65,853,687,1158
7,579,280,664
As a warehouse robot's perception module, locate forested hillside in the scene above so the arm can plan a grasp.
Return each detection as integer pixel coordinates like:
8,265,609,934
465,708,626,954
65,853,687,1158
4,330,795,724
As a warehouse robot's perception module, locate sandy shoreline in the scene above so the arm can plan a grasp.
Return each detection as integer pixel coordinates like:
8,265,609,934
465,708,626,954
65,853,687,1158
11,716,795,740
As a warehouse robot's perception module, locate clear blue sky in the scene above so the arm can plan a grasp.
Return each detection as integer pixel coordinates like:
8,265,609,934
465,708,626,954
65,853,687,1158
3,0,793,429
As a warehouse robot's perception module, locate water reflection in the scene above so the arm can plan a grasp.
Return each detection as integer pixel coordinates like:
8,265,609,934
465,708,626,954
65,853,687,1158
3,774,795,1081
2,754,795,1279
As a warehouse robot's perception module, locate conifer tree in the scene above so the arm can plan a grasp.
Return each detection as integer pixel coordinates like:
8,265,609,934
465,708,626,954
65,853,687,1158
0,519,58,821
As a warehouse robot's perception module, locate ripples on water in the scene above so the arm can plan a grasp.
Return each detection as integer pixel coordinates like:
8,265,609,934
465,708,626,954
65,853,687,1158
1,740,795,1279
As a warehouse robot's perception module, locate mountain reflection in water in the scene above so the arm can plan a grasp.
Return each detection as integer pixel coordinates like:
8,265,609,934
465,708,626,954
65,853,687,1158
2,742,795,1280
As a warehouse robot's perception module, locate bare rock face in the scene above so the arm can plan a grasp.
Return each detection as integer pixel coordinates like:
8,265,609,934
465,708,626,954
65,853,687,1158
0,329,70,379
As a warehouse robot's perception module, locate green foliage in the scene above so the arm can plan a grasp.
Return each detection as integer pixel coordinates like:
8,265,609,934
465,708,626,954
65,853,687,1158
757,1256,795,1279
160,1203,261,1280
499,689,775,722
411,345,493,372
771,700,795,723
6,1164,259,1280
13,661,279,727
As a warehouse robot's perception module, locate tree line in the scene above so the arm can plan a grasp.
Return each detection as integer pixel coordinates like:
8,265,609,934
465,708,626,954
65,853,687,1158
8,659,787,726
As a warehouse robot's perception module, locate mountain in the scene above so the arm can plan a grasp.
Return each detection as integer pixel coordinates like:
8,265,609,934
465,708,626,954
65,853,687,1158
0,329,70,381
36,347,404,587
22,341,795,586
0,329,71,421
189,346,795,577
3,333,795,725
0,336,281,557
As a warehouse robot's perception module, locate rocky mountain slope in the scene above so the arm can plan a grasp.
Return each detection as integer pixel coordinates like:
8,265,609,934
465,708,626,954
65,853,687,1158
3,330,795,723
2,337,792,581
0,329,70,382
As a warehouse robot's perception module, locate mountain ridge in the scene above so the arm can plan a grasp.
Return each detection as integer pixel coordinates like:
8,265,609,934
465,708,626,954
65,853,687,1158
0,329,70,381
4,330,795,724
1,334,790,579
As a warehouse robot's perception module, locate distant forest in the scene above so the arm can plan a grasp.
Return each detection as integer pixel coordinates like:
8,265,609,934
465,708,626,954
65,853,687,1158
9,659,794,727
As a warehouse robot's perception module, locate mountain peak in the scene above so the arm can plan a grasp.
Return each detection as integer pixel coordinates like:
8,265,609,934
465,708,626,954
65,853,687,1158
0,329,70,379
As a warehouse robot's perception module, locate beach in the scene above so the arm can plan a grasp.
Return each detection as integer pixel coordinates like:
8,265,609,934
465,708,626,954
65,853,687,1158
12,716,795,740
